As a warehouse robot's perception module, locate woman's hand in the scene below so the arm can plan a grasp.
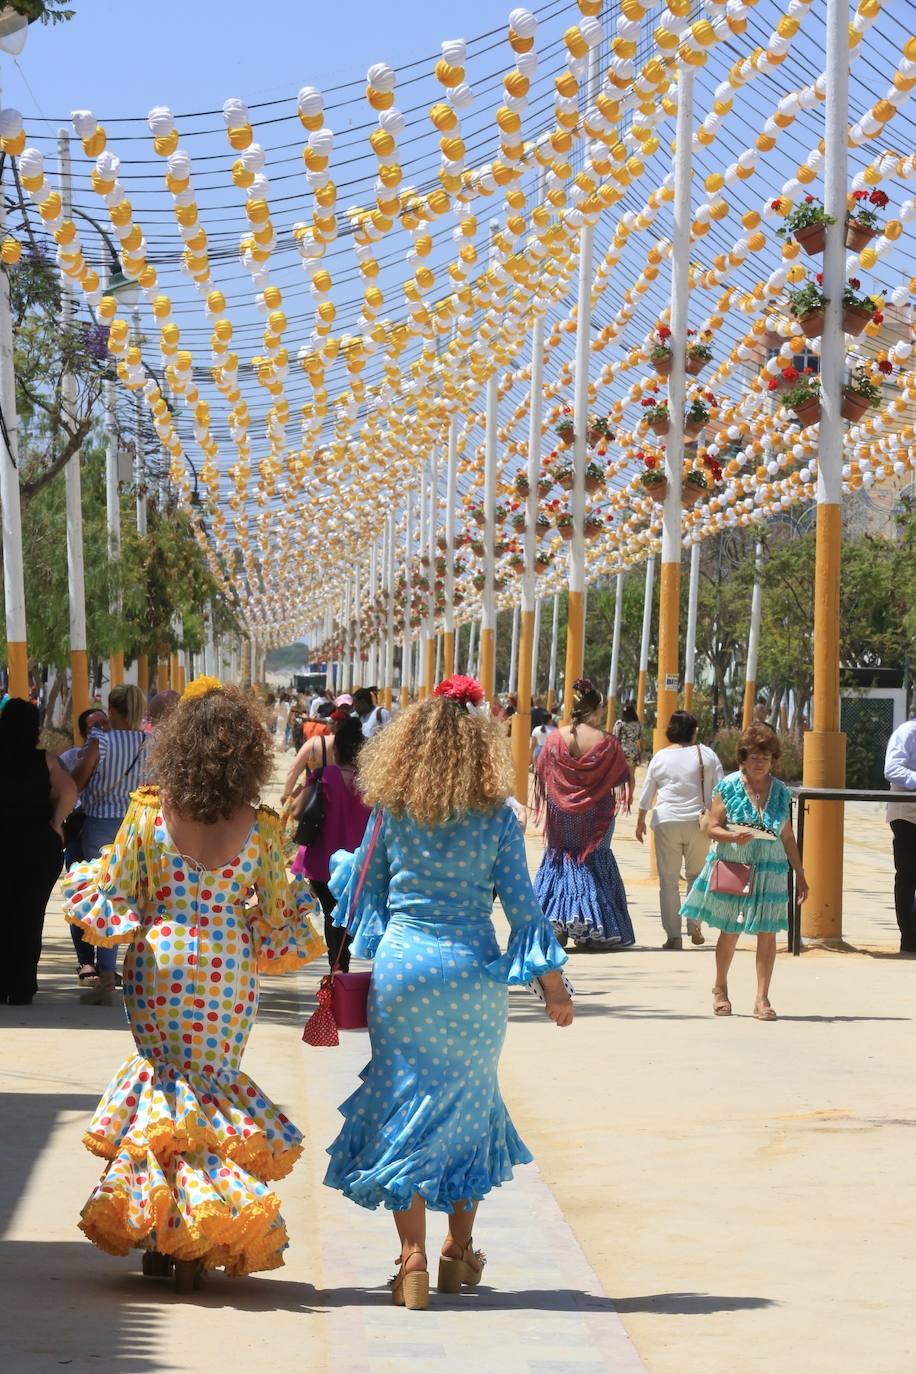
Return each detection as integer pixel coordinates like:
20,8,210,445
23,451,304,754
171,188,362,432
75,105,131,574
795,870,809,904
732,830,755,847
539,970,574,1027
635,811,647,844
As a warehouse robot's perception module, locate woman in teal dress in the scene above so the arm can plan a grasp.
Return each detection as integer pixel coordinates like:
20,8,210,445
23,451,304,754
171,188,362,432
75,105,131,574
324,675,572,1311
681,725,808,1021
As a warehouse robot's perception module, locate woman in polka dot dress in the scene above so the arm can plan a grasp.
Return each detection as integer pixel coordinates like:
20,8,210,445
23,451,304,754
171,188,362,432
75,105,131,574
324,675,573,1311
63,680,324,1291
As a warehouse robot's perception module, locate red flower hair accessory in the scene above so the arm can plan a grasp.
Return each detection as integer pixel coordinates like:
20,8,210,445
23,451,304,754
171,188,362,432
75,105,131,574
434,674,485,708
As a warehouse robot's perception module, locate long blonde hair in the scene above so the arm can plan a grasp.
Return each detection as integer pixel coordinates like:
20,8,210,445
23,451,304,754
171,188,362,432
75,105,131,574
357,697,512,826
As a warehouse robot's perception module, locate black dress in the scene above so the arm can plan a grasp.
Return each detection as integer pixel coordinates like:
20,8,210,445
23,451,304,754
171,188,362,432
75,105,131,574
0,749,63,1004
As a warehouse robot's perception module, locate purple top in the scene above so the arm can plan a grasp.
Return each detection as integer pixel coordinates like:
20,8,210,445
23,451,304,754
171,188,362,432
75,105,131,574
291,764,372,883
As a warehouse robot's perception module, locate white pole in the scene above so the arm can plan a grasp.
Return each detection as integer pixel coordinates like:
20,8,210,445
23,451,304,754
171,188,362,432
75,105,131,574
508,603,519,698
434,631,442,683
367,538,378,685
607,571,624,706
353,563,362,687
684,540,701,704
100,244,123,688
482,233,498,702
547,592,560,706
466,616,477,675
637,554,656,721
531,596,542,697
443,415,458,671
426,448,439,692
401,491,413,700
59,128,88,732
0,119,27,698
744,540,765,712
385,512,395,706
133,306,147,535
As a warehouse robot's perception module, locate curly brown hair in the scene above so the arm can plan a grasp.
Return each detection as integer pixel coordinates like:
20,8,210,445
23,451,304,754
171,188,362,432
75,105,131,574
736,722,781,763
150,685,272,823
357,697,512,826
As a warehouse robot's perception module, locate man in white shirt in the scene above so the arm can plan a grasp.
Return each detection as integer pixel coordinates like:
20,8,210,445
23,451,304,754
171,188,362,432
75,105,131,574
884,718,916,953
530,712,556,766
352,687,391,739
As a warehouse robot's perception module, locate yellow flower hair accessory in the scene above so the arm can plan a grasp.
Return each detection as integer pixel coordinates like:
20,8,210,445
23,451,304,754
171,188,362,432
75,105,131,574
181,674,223,702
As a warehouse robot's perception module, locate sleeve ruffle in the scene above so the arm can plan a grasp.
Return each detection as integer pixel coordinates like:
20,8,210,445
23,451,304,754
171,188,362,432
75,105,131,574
252,810,326,973
62,857,143,947
484,916,568,985
328,844,389,960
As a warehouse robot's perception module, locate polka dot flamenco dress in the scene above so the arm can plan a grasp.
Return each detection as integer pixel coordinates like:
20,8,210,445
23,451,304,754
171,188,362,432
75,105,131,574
323,804,568,1212
62,787,324,1276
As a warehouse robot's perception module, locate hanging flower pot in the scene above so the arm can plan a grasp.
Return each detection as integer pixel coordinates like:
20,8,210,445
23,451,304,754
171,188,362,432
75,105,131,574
557,519,574,541
683,417,705,440
685,353,706,376
651,416,670,436
845,218,876,253
535,512,551,534
533,556,551,574
841,388,873,423
682,478,708,505
584,476,601,494
586,426,603,447
653,353,673,377
841,304,872,336
472,573,486,590
799,310,825,339
794,222,827,255
584,518,603,541
556,469,575,491
470,508,485,527
792,397,822,429
642,476,668,504
555,419,575,448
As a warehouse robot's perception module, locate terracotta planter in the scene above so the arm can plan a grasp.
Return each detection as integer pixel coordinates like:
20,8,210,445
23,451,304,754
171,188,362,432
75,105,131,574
684,417,705,439
683,480,708,506
642,478,668,504
513,482,529,498
792,398,822,429
841,389,873,423
798,310,825,339
557,523,574,540
653,354,673,376
686,352,708,376
763,329,783,349
650,417,670,436
584,476,601,494
471,510,485,526
556,472,574,490
845,218,876,253
535,518,551,535
556,431,574,449
587,426,606,447
842,304,872,337
584,523,602,541
533,559,550,575
794,222,827,256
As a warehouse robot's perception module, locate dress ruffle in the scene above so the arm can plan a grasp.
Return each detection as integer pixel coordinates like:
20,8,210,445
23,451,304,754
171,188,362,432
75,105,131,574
79,1051,302,1271
63,860,143,946
484,916,567,984
328,845,388,958
324,1065,532,1213
535,844,634,948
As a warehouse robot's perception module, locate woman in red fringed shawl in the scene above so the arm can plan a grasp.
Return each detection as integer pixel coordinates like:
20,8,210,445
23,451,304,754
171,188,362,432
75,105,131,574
534,678,634,951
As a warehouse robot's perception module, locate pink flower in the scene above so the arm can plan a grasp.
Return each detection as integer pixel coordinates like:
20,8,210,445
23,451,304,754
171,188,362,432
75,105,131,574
433,674,486,707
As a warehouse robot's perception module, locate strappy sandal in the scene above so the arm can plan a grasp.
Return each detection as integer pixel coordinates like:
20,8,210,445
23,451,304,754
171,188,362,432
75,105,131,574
390,1249,428,1310
712,987,732,1017
753,1002,778,1021
438,1239,486,1293
77,965,98,983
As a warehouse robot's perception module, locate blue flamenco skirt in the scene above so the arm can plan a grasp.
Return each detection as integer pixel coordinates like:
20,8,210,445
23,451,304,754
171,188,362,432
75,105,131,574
324,914,532,1212
534,827,634,950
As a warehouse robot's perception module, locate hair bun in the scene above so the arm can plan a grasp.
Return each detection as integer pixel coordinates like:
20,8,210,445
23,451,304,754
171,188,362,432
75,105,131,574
572,677,595,696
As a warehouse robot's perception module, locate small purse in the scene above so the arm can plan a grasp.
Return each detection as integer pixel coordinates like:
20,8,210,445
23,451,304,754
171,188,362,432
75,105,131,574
710,859,754,896
293,737,327,847
302,810,384,1048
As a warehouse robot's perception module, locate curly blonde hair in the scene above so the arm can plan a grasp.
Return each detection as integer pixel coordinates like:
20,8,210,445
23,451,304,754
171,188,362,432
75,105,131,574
149,684,272,823
358,697,512,826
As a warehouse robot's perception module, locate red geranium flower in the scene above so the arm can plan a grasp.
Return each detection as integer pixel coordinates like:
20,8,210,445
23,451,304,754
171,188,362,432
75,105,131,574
805,195,815,203
848,277,861,289
816,273,824,285
770,199,782,210
767,379,778,391
877,359,894,374
873,311,884,325
852,189,868,202
658,324,671,339
782,367,799,382
869,189,889,208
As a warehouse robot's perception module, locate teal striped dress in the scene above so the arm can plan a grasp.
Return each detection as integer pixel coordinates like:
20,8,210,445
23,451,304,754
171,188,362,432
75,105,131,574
681,772,791,935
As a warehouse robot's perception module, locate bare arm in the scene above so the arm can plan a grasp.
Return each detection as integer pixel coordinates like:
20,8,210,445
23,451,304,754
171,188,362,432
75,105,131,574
538,969,574,1027
706,792,754,847
70,736,99,792
780,819,808,903
281,735,325,801
47,755,78,836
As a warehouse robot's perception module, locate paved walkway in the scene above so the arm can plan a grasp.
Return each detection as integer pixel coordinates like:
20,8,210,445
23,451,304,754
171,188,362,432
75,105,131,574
1,767,912,1373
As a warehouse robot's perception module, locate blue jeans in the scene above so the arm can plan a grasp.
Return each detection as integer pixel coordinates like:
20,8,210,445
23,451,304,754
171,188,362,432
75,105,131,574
79,815,123,973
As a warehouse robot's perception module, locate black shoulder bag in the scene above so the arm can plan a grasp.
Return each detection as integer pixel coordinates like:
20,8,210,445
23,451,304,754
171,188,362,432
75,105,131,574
294,736,327,847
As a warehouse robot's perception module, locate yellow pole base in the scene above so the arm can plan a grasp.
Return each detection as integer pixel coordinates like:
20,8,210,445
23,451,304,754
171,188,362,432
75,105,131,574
683,681,694,712
136,654,149,696
636,668,648,723
479,627,495,704
442,629,455,679
561,589,585,723
157,646,169,692
109,649,125,689
400,685,409,708
424,637,436,698
70,648,90,741
383,686,392,711
546,687,555,711
653,560,680,745
741,679,756,730
169,653,179,691
801,729,846,941
513,608,534,804
6,640,28,700
605,697,616,732
779,701,788,732
178,665,187,693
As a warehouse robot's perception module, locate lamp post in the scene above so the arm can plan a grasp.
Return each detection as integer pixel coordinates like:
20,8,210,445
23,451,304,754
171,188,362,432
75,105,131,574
683,541,701,712
636,554,655,723
605,571,624,731
0,140,27,699
100,254,139,692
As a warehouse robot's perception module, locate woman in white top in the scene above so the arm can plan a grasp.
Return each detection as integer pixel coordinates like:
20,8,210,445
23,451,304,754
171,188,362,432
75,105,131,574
635,711,723,949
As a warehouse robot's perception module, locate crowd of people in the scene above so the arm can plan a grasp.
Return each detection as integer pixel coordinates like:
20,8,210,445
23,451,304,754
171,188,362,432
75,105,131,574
0,667,912,1306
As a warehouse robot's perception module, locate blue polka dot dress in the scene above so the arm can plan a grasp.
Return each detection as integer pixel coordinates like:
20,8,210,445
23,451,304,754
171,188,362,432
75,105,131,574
323,803,567,1212
62,787,325,1273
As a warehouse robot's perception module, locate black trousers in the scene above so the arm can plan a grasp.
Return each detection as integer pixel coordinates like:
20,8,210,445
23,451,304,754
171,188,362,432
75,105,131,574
1,830,64,1003
309,879,351,973
891,820,916,951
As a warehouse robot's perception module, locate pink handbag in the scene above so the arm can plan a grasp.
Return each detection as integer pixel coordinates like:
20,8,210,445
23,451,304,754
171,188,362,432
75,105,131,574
302,810,383,1048
710,858,754,897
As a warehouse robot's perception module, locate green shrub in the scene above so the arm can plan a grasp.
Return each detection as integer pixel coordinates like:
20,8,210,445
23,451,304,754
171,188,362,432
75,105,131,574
712,726,803,783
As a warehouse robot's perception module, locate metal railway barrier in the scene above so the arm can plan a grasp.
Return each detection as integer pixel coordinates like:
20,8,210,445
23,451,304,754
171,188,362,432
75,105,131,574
787,788,916,955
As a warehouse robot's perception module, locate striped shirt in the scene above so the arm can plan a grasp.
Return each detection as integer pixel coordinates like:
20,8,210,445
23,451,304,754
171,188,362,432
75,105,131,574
81,728,149,820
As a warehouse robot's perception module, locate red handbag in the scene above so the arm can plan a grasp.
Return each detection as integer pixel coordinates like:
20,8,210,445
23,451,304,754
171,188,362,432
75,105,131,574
710,858,754,896
302,810,383,1048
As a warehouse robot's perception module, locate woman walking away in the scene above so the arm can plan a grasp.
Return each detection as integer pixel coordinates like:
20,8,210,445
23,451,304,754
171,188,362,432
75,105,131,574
71,683,149,1005
292,713,370,972
680,724,808,1020
635,710,724,949
324,674,571,1310
612,701,644,791
59,706,111,983
534,678,633,951
63,678,324,1292
0,700,76,1004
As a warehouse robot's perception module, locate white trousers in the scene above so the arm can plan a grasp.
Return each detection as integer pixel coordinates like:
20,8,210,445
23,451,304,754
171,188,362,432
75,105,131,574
654,819,711,938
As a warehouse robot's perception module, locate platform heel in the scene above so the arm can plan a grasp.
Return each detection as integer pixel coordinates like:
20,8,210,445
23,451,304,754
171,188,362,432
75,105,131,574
437,1241,485,1292
390,1251,429,1310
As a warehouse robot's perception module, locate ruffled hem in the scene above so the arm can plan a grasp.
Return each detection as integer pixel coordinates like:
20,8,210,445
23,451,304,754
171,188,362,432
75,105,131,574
248,908,326,974
534,847,634,947
324,1077,532,1213
83,1052,303,1182
484,916,567,985
63,861,142,946
79,1143,289,1274
328,846,388,959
